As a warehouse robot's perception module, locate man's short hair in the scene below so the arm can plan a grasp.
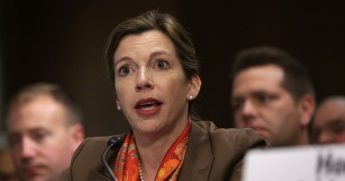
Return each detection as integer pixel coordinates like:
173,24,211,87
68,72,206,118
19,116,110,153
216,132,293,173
5,83,83,127
231,46,315,101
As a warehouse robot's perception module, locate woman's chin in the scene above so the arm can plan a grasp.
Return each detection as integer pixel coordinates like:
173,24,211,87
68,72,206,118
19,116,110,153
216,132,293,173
132,122,164,135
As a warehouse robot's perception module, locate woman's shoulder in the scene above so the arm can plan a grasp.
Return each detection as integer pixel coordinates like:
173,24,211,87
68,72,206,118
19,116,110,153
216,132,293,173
76,136,111,152
82,136,111,145
73,134,125,158
58,134,126,180
192,120,266,150
70,136,112,165
183,120,265,180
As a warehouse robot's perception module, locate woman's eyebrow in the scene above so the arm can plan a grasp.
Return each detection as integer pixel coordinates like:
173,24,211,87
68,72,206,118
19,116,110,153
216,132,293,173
114,56,132,67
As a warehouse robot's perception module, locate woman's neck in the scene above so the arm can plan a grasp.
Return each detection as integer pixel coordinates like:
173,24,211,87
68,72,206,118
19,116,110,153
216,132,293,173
133,117,189,180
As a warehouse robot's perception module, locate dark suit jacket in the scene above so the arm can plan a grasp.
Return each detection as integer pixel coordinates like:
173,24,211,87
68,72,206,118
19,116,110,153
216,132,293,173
57,121,265,181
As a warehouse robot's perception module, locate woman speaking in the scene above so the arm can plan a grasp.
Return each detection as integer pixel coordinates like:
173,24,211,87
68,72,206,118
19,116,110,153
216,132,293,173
58,10,265,181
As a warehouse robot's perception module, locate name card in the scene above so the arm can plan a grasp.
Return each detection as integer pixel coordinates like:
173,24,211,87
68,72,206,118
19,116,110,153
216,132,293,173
242,144,345,181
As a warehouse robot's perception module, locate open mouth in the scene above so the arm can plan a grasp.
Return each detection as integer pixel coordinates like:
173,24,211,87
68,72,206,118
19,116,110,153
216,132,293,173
135,98,162,109
135,98,162,116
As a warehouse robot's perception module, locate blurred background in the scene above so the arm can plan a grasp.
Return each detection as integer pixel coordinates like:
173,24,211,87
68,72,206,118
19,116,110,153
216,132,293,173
0,0,344,146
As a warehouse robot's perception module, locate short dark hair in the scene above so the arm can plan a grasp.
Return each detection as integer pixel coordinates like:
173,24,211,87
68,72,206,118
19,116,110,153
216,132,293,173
231,46,315,101
104,10,200,115
5,83,83,127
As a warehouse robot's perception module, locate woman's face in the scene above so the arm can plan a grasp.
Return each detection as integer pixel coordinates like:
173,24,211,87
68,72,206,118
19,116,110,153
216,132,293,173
113,30,200,136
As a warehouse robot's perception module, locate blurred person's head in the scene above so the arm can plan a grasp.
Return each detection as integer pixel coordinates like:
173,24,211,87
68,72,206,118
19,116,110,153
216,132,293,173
230,46,315,147
312,96,345,144
0,148,19,181
5,83,85,181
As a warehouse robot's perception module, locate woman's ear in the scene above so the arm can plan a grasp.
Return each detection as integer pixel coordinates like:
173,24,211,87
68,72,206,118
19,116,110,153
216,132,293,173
116,99,121,110
187,74,202,100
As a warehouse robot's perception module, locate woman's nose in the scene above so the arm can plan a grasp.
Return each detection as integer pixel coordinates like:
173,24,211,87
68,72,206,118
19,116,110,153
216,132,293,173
135,69,153,91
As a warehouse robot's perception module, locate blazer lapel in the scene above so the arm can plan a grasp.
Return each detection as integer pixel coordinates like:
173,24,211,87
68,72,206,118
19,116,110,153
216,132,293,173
88,144,120,181
178,121,214,181
88,170,113,181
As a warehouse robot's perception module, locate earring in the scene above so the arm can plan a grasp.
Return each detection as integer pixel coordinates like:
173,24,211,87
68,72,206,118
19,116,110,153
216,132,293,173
116,101,121,110
187,95,193,100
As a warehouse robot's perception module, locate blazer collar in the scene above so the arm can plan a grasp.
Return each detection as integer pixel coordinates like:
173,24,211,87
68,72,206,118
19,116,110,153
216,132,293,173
178,121,214,181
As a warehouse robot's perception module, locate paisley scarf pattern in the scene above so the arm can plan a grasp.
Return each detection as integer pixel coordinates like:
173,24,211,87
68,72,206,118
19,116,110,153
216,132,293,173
113,122,191,181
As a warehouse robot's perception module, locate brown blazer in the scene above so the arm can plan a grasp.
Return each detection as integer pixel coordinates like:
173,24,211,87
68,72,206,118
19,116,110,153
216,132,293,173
57,121,265,181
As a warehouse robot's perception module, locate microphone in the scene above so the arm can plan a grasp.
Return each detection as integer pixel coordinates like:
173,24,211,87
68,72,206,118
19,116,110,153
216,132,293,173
102,136,122,181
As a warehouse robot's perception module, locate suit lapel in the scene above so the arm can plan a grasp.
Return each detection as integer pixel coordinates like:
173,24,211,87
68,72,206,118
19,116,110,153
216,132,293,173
178,121,214,181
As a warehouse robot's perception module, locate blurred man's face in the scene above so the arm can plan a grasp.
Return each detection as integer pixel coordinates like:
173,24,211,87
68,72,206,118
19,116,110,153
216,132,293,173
231,65,303,147
313,100,345,144
7,95,81,181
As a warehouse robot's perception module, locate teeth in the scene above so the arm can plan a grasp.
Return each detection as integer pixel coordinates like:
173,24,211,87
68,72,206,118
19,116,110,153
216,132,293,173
137,103,157,110
137,102,154,107
136,99,162,110
141,102,154,106
140,104,156,110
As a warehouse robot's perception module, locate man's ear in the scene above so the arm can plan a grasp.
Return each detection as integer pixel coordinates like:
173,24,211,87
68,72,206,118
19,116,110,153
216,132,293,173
298,94,315,128
69,124,85,151
187,74,202,100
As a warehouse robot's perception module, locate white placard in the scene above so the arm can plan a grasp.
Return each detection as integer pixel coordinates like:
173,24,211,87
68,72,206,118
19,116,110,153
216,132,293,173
242,144,345,181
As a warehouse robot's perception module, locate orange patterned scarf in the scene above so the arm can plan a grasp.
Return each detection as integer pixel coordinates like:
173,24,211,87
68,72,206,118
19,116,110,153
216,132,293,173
113,122,191,181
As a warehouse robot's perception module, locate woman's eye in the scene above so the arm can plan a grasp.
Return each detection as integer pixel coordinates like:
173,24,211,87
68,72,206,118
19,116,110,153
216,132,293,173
118,65,131,76
156,60,169,70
